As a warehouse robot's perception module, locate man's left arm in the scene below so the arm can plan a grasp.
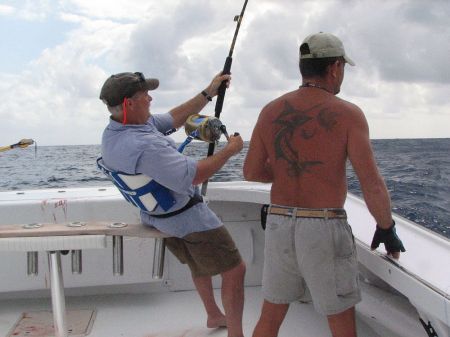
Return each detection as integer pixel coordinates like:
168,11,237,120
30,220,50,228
243,119,273,183
169,73,231,128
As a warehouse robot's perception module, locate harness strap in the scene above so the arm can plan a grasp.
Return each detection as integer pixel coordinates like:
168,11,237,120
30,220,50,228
149,194,203,218
177,129,199,153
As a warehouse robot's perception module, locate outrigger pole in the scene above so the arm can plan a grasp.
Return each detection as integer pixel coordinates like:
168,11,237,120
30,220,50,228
0,139,35,153
201,0,249,196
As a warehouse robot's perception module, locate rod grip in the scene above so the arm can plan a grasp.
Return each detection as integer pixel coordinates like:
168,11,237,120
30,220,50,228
215,56,233,117
206,141,215,158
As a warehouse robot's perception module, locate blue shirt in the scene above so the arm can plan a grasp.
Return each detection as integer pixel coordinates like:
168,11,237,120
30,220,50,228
101,113,222,238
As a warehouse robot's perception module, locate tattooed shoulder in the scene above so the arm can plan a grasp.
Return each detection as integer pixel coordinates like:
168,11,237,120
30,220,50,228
317,109,339,131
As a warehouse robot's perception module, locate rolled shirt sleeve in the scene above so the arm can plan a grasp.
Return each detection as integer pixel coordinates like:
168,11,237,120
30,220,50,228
152,113,174,134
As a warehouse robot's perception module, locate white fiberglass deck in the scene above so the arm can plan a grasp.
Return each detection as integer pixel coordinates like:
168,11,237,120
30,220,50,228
0,286,383,337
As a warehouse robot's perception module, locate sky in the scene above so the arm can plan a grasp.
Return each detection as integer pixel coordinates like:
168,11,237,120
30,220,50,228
0,0,449,146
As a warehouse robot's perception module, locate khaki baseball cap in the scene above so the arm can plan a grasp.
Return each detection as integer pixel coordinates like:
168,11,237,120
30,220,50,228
99,72,159,106
300,32,355,66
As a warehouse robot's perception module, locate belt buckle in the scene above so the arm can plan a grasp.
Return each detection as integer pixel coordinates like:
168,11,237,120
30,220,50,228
290,207,298,219
286,208,294,217
324,208,329,220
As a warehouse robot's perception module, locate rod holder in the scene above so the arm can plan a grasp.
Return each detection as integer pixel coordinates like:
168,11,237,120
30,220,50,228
27,251,38,276
71,250,82,274
48,251,68,337
112,235,124,276
152,238,166,279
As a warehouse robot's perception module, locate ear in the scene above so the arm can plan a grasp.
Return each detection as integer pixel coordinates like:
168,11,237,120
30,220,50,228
330,60,340,78
124,97,134,107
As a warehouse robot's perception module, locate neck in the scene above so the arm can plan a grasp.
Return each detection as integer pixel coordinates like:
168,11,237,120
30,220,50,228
111,115,121,123
300,81,333,94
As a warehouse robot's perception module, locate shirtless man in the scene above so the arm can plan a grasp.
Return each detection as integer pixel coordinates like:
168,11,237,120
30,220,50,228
243,32,405,337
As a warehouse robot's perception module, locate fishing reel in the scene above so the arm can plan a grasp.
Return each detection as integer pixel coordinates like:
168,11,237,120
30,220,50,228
184,114,228,143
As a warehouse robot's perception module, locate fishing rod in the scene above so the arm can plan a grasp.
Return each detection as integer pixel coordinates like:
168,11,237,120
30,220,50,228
201,0,249,196
0,139,36,153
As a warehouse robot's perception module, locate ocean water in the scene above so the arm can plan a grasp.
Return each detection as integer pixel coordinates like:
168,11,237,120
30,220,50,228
1,139,449,239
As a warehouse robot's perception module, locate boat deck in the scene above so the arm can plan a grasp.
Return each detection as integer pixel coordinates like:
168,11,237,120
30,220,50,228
0,183,446,337
0,286,384,337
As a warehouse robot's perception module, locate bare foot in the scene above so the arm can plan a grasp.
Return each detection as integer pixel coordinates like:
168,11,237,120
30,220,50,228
207,315,227,328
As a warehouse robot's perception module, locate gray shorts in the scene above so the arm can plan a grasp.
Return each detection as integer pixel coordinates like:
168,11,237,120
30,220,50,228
262,211,361,315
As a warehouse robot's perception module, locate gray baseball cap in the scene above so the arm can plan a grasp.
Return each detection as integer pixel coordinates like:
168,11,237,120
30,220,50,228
99,72,159,106
300,32,355,66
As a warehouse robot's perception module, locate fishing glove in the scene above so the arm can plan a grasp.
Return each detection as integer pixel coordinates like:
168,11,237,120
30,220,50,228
371,221,406,254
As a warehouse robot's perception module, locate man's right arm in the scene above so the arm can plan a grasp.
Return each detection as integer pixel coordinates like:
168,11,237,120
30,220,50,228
192,134,243,185
243,115,273,183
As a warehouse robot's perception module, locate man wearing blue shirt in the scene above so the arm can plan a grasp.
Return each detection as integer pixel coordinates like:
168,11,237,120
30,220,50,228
100,71,245,337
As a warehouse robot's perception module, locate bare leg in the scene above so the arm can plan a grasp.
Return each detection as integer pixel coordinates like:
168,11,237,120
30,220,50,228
327,306,357,337
252,300,289,337
193,275,227,328
221,261,246,337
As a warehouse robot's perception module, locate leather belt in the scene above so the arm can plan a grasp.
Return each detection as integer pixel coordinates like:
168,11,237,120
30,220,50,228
269,206,347,219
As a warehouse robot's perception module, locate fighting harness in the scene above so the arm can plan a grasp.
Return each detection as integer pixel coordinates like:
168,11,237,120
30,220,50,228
97,115,226,217
97,158,176,212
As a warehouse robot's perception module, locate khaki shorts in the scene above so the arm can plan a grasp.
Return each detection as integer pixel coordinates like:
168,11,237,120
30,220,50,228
166,226,242,278
263,213,361,316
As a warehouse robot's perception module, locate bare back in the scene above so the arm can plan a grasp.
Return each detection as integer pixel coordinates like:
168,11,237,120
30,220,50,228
246,88,362,208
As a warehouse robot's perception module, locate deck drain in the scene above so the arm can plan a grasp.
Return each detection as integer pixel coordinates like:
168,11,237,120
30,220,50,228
6,309,96,337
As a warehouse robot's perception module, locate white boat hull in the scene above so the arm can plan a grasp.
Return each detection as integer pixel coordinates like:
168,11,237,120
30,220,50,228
0,182,448,337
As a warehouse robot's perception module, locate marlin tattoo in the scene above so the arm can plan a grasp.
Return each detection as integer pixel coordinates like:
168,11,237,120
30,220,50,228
273,101,324,177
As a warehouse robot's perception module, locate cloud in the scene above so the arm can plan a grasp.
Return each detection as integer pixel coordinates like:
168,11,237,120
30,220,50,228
59,0,177,21
1,0,53,21
0,4,15,16
336,1,450,84
0,0,449,145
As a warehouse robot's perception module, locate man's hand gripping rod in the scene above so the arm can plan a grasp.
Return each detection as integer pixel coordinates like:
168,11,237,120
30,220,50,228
201,0,249,196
